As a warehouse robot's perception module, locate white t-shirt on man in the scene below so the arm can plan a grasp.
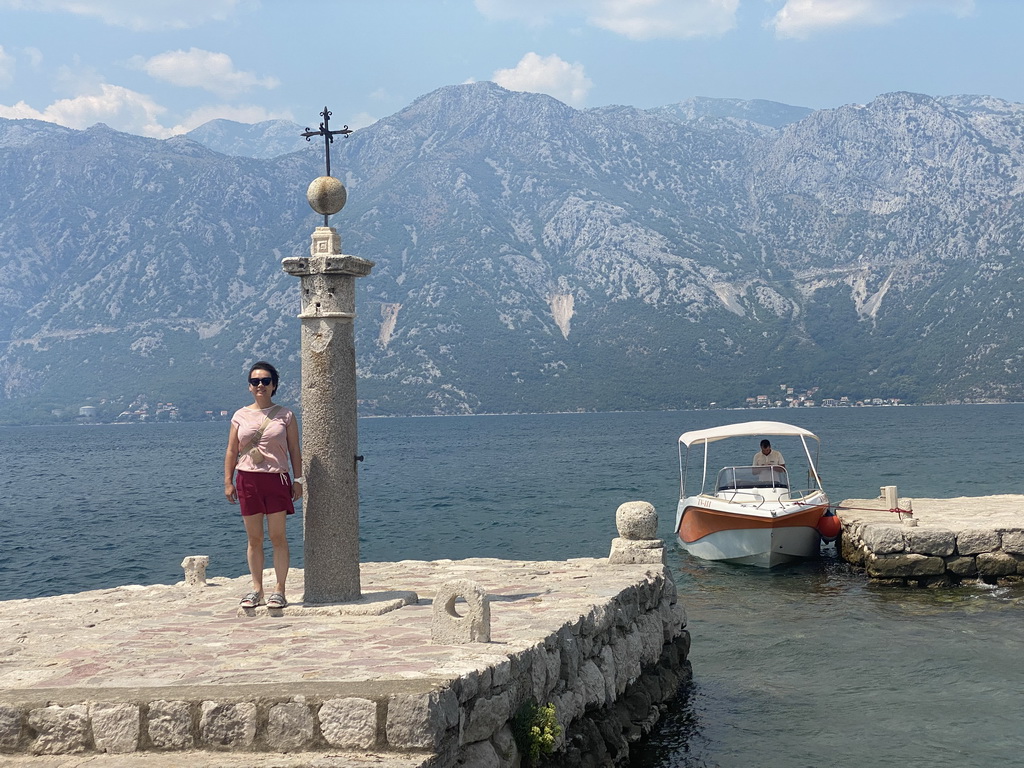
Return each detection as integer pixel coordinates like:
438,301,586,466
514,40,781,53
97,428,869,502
753,449,784,467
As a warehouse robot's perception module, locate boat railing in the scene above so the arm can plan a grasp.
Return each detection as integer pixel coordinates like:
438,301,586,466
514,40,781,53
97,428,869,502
713,489,766,505
779,488,827,503
715,465,789,492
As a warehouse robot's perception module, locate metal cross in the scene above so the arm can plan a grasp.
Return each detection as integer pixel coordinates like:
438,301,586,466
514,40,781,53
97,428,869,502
301,106,352,179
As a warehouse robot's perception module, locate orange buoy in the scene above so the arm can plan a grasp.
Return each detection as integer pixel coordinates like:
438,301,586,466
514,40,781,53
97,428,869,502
817,510,841,542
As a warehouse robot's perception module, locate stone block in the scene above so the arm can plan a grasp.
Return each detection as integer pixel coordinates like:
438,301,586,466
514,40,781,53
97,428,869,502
456,668,481,704
491,723,520,766
637,612,664,667
457,739,501,768
905,528,956,556
957,528,1000,555
530,648,549,701
615,501,658,540
840,535,867,565
492,659,511,688
610,630,643,695
386,689,459,750
597,644,617,702
147,700,193,750
319,697,376,750
977,552,1019,577
866,553,944,579
587,602,616,636
944,555,978,576
579,659,607,708
0,705,22,749
432,579,490,644
614,586,641,626
89,702,139,754
180,555,210,587
268,701,316,752
1000,529,1024,555
199,701,256,748
543,647,560,694
558,625,582,685
462,692,510,744
553,689,583,749
862,525,906,554
608,537,665,564
659,599,686,641
28,704,88,755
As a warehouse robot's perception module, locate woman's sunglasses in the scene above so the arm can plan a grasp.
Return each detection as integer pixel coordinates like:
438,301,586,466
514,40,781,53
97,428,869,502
249,377,273,387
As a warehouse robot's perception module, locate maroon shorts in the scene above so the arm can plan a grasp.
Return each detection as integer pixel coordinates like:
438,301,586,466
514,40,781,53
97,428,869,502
236,470,296,517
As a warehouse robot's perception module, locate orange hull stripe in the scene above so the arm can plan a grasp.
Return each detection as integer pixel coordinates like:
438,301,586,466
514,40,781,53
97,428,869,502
679,503,829,543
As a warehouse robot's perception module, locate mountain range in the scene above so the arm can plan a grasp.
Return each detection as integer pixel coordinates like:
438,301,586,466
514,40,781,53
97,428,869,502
1,83,1023,423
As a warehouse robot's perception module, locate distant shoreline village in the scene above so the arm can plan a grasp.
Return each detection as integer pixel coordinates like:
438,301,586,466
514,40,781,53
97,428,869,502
51,394,1023,426
732,384,903,409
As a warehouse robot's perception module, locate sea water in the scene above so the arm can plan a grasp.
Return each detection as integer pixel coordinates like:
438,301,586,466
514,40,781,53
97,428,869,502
2,405,1023,766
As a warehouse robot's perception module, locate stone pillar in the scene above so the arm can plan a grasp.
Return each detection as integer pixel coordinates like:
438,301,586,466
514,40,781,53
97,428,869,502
282,227,374,603
608,501,665,564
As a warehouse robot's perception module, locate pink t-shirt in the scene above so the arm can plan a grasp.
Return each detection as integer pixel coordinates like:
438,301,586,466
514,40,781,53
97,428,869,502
232,405,294,474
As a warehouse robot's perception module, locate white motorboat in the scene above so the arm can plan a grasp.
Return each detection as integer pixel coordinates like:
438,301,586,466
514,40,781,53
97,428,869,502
674,420,839,567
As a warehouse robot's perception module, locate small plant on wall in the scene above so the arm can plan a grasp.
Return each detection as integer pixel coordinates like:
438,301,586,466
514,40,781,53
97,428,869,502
512,698,561,765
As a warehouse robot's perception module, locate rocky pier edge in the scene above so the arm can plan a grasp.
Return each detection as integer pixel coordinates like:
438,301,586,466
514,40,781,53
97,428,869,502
837,490,1024,586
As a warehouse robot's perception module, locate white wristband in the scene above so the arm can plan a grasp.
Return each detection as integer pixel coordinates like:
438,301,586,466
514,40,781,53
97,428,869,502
293,476,304,484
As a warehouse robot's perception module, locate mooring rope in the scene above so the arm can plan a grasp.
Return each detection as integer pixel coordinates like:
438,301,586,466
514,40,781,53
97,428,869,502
833,504,913,516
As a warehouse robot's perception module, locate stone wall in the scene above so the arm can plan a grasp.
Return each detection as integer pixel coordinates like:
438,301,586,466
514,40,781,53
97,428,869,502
0,565,689,765
841,519,1024,586
450,566,690,767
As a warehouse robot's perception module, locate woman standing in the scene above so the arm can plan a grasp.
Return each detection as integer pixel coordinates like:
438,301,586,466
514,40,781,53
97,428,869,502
224,361,303,609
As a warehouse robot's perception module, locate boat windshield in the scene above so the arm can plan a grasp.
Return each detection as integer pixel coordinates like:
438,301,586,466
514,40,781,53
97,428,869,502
716,465,789,492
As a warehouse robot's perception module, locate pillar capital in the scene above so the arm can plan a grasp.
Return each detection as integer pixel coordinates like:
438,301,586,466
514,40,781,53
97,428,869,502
282,227,374,278
282,254,375,279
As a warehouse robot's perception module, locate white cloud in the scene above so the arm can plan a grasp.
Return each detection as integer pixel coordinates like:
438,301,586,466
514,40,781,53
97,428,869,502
589,0,739,40
493,52,593,107
0,87,295,138
0,83,170,137
347,112,378,131
475,0,738,40
23,47,44,69
0,46,13,88
771,0,975,39
0,0,241,31
135,48,279,98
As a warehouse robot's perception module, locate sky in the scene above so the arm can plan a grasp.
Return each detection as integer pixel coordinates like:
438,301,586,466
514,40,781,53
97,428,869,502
0,0,1020,139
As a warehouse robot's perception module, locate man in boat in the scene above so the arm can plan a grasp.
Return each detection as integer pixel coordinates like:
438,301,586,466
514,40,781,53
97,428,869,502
753,439,786,474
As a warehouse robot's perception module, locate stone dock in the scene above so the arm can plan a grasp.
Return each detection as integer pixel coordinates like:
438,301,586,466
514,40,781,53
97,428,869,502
0,555,690,766
838,489,1024,586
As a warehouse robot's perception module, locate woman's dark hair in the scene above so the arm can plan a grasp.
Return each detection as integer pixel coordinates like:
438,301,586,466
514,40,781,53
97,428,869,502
249,361,280,394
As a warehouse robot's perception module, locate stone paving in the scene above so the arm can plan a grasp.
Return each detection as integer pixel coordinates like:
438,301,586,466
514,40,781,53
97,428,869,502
0,557,671,766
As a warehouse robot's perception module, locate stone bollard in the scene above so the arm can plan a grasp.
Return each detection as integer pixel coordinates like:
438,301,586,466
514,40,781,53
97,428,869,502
608,501,665,564
899,498,917,526
181,556,210,587
431,579,490,644
881,485,899,509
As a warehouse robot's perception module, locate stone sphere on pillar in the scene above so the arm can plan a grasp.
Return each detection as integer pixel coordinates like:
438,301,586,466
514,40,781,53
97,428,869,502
306,176,347,216
616,501,658,540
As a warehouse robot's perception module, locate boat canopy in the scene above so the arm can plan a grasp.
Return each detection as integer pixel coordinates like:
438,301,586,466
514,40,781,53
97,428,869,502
678,420,820,447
